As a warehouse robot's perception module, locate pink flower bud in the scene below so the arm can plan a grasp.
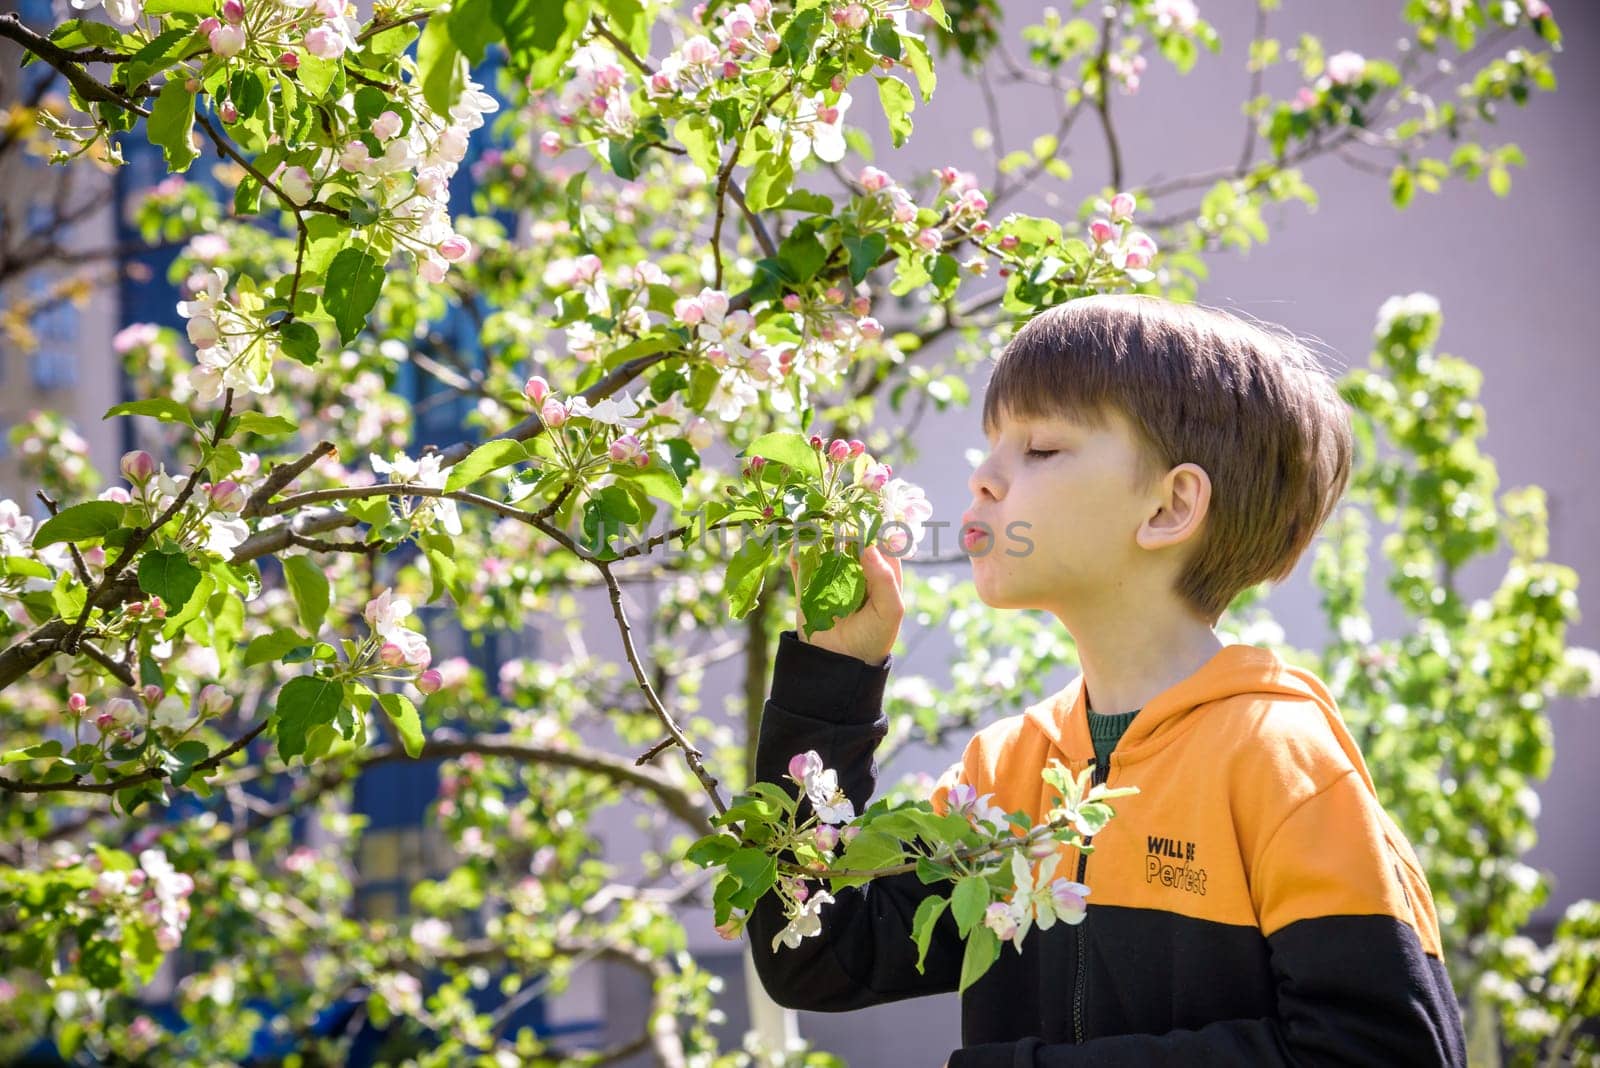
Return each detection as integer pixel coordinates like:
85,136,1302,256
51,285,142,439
824,286,845,304
68,693,88,714
539,131,563,157
416,669,443,695
1088,219,1116,245
198,684,232,716
142,685,164,707
856,316,883,339
126,600,146,618
185,77,201,92
764,32,781,53
218,101,239,123
914,228,941,252
748,456,767,473
721,59,739,79
96,713,116,731
523,376,550,403
1109,191,1137,222
208,23,245,58
149,596,165,620
379,642,406,667
999,234,1020,251
809,434,824,450
674,296,705,325
222,0,244,23
197,17,220,35
279,51,298,70
827,439,852,464
541,399,568,428
859,165,891,192
814,824,840,851
121,450,155,483
209,479,246,512
841,824,861,843
910,0,931,9
371,110,403,141
633,452,650,468
847,439,865,457
714,918,742,940
787,752,812,781
817,105,840,125
438,235,472,262
303,25,345,60
972,220,992,235
851,296,872,316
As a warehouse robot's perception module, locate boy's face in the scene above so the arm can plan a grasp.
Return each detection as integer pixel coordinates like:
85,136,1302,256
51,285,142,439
962,404,1181,616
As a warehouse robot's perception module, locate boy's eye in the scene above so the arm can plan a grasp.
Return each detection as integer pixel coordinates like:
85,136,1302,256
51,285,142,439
1024,448,1058,460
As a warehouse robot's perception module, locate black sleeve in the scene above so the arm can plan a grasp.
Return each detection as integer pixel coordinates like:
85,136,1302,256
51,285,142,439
948,916,1465,1066
744,630,965,1012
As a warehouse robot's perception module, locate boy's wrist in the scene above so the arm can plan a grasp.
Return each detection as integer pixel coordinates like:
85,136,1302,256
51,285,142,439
771,629,892,724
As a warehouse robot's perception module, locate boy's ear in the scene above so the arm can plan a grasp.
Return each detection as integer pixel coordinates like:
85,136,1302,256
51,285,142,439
1136,462,1211,551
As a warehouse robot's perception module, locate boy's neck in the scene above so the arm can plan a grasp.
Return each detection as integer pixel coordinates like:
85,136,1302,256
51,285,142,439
1072,611,1225,719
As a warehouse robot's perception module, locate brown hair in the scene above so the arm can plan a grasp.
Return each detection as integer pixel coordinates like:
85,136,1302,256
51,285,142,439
981,294,1354,624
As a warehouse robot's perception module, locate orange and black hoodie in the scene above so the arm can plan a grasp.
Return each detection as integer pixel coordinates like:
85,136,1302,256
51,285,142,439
749,630,1468,1066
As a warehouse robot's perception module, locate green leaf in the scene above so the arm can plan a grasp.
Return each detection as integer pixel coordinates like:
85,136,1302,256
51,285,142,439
230,412,299,438
831,828,906,890
377,692,425,758
120,27,193,90
296,53,339,97
901,36,937,101
147,78,199,173
142,0,212,13
447,0,498,64
844,233,888,285
33,501,124,549
951,875,990,936
724,536,772,620
740,431,821,477
279,320,320,365
154,568,209,639
323,246,384,345
868,19,902,60
417,14,466,117
244,627,311,666
104,397,193,425
282,555,330,633
801,550,867,636
724,847,778,910
674,115,721,176
274,675,345,763
618,463,683,511
778,228,829,283
684,833,741,867
445,439,529,492
958,924,1001,993
743,152,793,213
911,894,949,973
877,76,915,148
3,740,63,765
137,549,202,610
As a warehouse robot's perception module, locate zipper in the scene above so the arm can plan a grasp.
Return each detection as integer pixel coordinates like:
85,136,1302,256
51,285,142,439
1071,760,1110,1045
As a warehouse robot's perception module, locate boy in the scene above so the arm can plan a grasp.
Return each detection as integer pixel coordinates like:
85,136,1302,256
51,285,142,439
747,295,1467,1065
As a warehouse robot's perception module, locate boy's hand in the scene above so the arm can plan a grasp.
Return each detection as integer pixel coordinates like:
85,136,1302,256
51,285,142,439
789,542,904,668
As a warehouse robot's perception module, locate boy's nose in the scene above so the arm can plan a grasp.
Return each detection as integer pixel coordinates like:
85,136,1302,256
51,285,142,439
967,461,1002,503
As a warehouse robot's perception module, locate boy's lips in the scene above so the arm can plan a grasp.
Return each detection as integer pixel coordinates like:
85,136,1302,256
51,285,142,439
960,514,990,551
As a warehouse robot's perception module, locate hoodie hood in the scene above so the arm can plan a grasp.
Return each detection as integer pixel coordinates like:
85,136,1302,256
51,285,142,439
1023,641,1377,794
